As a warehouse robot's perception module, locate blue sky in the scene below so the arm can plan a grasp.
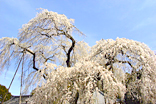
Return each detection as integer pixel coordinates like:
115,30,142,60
0,0,156,95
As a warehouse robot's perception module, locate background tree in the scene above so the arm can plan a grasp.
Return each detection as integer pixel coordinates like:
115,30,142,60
89,38,156,103
0,84,12,103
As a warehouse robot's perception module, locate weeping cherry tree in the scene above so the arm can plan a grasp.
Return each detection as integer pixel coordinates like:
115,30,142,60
0,9,156,104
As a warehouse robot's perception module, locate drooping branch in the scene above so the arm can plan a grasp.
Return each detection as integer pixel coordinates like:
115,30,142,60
15,44,39,71
13,44,47,79
39,27,76,67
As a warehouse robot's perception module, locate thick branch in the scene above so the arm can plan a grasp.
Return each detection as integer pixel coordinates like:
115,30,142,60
32,53,39,71
74,91,79,104
32,53,46,79
16,44,47,79
54,26,76,67
17,45,39,71
66,35,75,67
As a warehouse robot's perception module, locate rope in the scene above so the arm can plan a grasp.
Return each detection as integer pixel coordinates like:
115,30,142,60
19,53,25,104
1,56,23,104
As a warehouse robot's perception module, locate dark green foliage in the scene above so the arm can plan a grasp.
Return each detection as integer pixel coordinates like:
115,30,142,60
0,84,12,103
30,89,36,95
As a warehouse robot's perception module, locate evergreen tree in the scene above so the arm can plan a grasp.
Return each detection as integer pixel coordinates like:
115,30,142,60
0,84,12,103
